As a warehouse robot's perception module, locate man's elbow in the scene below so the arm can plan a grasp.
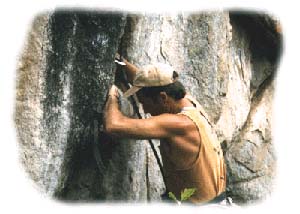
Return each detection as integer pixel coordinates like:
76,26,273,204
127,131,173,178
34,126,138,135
104,123,114,134
104,121,121,135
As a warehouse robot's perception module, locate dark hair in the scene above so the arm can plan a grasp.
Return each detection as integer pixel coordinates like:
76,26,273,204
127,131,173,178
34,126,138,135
139,81,186,101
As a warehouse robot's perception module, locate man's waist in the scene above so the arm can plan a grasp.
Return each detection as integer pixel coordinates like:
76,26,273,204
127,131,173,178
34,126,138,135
206,192,226,204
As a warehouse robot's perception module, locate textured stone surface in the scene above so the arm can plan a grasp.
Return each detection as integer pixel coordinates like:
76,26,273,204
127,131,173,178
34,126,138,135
15,10,281,204
15,13,55,194
15,11,127,199
120,12,231,123
226,80,275,204
48,11,128,200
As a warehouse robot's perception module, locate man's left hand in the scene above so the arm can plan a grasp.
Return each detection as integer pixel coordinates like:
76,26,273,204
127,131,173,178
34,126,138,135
108,84,119,99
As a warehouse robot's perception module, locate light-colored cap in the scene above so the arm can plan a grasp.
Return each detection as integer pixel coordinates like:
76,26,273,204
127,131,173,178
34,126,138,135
123,63,178,98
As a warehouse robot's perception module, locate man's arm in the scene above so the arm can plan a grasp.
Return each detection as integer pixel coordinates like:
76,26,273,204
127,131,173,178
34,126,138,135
115,53,139,84
104,85,188,139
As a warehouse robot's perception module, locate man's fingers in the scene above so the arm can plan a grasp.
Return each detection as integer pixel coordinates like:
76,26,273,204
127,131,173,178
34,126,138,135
114,53,126,65
108,85,119,97
114,59,126,66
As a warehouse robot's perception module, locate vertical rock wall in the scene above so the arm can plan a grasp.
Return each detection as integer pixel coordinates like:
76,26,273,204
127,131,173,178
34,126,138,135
15,10,128,199
15,13,52,194
14,10,281,204
224,13,280,203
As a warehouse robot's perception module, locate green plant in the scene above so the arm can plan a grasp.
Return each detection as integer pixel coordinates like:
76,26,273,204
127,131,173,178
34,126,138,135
168,188,197,205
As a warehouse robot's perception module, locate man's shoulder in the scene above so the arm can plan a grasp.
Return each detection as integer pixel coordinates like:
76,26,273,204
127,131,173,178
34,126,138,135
155,113,190,121
153,113,196,133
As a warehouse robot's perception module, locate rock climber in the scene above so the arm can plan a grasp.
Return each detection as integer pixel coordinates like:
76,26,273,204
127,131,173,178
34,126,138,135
103,54,227,204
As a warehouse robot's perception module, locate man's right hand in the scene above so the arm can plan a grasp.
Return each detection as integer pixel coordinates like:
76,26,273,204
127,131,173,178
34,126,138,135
115,53,126,66
114,53,139,85
115,53,121,60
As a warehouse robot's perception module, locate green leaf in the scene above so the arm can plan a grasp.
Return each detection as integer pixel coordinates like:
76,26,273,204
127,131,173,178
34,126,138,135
168,192,178,202
180,188,197,201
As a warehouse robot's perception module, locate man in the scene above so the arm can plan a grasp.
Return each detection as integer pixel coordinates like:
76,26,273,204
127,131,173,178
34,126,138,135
104,55,226,204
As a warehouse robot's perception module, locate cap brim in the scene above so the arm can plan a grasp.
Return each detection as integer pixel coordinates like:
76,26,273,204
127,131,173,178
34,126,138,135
123,86,142,98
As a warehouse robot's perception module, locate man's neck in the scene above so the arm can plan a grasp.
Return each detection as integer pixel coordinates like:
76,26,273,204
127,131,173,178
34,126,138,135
172,97,195,114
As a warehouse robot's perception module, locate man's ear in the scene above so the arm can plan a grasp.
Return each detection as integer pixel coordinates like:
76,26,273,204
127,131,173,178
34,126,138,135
159,92,168,102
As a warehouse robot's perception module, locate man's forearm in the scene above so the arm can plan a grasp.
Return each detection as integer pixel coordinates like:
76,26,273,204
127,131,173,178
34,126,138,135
104,95,124,134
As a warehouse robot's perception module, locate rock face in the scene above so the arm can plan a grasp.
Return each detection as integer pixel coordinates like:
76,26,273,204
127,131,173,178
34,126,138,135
14,10,281,204
15,11,128,199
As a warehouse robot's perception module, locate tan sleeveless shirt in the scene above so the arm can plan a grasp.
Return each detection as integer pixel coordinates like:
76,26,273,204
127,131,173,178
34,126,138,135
160,96,226,203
